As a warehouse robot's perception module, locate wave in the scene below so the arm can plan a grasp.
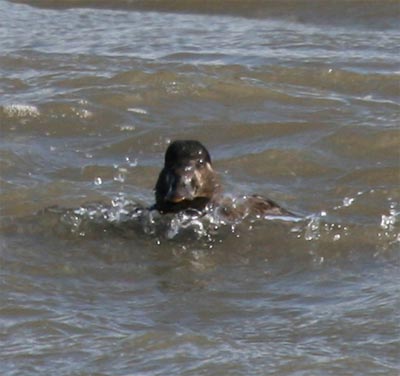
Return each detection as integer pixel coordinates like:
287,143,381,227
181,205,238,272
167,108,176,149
2,191,399,261
10,0,400,30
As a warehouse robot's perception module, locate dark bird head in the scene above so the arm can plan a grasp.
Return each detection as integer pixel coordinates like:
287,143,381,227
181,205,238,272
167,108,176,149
154,140,220,213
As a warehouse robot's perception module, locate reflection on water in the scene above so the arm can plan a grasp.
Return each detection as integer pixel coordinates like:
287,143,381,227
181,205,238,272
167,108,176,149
1,0,399,375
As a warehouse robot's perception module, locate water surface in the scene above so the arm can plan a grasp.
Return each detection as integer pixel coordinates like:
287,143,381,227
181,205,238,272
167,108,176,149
1,1,399,375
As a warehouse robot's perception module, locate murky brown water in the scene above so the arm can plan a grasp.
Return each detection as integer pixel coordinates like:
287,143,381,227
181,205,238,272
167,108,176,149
1,1,399,375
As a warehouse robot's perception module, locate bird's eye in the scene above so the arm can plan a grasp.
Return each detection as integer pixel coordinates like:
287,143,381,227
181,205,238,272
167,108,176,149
197,159,205,168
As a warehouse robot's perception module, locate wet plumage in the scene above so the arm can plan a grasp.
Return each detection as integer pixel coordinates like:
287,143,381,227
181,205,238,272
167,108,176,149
153,140,293,217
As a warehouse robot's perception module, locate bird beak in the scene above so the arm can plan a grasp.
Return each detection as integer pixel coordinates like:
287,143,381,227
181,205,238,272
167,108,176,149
164,165,196,203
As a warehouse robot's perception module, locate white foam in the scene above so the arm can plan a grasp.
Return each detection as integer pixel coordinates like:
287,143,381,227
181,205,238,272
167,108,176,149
127,107,148,115
3,104,40,118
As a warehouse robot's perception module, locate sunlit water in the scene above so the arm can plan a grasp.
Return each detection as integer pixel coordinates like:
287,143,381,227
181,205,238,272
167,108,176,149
1,1,399,375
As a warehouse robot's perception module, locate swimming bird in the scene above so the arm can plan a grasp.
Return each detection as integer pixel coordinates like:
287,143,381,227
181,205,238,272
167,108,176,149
153,140,293,218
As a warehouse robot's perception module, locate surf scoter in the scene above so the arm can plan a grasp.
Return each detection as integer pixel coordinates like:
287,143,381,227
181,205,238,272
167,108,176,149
153,140,293,218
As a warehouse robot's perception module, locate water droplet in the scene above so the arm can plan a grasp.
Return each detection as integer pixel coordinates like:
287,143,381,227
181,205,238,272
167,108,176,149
343,197,355,207
380,214,396,230
304,215,321,241
114,174,125,183
94,177,102,185
125,156,138,167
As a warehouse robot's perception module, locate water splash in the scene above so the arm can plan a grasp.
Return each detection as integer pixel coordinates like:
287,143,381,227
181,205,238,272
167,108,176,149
125,156,138,167
113,167,128,183
3,104,40,118
94,177,102,186
166,212,206,240
292,194,400,254
304,212,324,241
71,106,93,119
380,202,398,231
378,201,400,249
43,191,400,256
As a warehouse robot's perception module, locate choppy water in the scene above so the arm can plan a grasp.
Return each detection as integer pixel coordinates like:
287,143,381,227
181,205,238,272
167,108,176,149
1,1,400,375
